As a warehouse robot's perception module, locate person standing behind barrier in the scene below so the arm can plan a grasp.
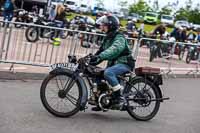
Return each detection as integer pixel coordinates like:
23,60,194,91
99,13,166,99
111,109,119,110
180,28,187,42
187,29,196,42
126,19,137,33
196,31,200,42
2,0,14,27
48,4,57,21
32,5,39,15
53,4,67,46
152,24,166,39
55,4,67,29
170,26,183,42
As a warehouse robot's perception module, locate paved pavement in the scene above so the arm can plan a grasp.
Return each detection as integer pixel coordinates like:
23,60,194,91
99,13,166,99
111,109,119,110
0,78,200,133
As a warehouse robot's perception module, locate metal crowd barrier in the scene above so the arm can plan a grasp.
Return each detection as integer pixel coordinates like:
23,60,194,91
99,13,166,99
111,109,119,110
138,38,200,78
0,21,139,70
0,20,200,78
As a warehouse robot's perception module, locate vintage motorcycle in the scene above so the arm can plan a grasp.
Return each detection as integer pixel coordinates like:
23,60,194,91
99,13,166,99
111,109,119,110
40,54,169,121
25,15,69,42
186,44,200,64
14,9,34,28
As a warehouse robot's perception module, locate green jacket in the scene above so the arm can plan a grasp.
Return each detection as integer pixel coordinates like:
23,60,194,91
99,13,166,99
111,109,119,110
98,32,135,68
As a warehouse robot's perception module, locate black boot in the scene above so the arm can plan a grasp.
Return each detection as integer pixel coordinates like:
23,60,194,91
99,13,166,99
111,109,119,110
112,90,121,104
111,90,126,111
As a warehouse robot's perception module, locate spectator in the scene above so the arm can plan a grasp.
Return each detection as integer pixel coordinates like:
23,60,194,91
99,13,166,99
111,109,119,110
126,20,137,32
187,29,196,42
180,28,187,42
2,0,15,27
196,31,200,42
32,5,39,14
96,12,103,21
152,24,166,39
52,4,67,46
170,26,182,41
48,4,57,21
55,4,67,27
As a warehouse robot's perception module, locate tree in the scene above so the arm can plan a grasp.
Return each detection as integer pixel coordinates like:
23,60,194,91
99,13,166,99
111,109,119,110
129,0,152,15
118,0,128,8
159,5,173,15
175,0,200,24
96,0,104,7
152,0,159,12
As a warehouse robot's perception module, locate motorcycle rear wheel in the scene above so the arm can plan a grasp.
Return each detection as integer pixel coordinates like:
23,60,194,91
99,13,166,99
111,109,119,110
126,77,161,121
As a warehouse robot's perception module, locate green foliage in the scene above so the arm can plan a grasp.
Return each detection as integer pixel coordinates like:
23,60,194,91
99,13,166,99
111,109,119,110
129,0,152,16
175,0,200,24
159,6,173,16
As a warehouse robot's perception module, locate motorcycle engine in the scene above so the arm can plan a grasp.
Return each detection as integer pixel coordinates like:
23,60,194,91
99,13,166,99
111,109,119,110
98,93,112,110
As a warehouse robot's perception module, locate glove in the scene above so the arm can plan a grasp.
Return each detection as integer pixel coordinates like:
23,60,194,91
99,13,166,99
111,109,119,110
89,55,101,66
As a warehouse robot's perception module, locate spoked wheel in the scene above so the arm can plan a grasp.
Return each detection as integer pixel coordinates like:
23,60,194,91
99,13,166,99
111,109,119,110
178,50,184,60
25,27,39,42
186,52,191,64
126,77,161,121
149,48,156,62
60,30,69,39
40,72,82,117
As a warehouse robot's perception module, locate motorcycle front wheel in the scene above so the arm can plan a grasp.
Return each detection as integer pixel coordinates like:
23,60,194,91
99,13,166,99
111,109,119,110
186,52,191,64
149,47,156,62
40,72,83,117
178,50,184,60
25,27,39,42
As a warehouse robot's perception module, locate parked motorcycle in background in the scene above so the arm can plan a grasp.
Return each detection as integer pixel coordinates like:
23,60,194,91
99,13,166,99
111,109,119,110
186,43,200,63
14,9,34,28
25,15,69,42
25,15,57,42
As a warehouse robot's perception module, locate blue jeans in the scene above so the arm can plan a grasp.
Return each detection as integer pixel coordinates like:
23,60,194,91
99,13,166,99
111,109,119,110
55,20,64,37
104,64,131,87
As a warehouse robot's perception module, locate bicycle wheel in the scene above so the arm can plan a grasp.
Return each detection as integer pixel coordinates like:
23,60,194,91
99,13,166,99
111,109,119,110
40,72,82,117
126,77,161,121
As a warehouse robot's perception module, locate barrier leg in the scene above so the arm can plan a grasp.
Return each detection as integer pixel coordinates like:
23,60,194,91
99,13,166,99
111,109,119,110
9,63,15,73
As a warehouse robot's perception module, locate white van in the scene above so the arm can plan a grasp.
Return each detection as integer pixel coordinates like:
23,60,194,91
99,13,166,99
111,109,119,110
64,0,77,12
161,15,174,26
77,4,89,13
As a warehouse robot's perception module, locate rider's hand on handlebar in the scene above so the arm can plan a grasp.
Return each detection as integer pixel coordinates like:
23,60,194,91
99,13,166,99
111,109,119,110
89,55,101,66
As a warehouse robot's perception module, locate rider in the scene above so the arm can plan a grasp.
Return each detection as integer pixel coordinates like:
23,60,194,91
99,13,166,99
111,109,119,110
89,15,135,111
126,19,137,32
152,24,166,39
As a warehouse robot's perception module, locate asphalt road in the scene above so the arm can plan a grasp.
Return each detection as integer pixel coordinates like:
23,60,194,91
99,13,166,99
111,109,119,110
0,78,200,133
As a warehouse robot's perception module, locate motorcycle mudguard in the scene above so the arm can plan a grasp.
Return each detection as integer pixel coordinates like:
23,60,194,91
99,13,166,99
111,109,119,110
50,68,88,111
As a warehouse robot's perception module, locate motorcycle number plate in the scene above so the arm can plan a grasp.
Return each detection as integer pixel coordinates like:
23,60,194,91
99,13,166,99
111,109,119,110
49,63,78,71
